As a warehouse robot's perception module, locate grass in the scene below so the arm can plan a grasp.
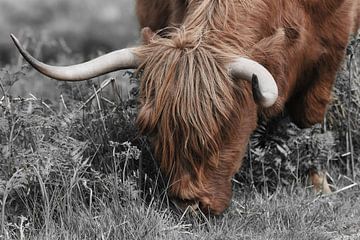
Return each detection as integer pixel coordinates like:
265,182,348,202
0,30,360,240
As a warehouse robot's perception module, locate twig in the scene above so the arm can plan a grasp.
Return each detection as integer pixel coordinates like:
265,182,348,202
248,142,255,190
78,78,115,110
161,224,192,233
92,85,107,134
100,96,115,106
0,80,6,97
29,93,56,115
261,152,268,197
346,41,357,180
321,183,359,198
82,180,93,214
60,94,68,111
296,142,300,184
341,174,357,184
310,182,359,205
139,144,144,193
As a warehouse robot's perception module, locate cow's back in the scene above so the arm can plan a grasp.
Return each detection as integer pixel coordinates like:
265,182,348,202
353,0,360,33
136,0,186,31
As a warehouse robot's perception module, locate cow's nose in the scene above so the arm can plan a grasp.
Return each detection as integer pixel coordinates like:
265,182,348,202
171,198,200,213
198,196,231,215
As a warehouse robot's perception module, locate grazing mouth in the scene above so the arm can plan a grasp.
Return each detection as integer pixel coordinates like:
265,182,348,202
171,197,200,213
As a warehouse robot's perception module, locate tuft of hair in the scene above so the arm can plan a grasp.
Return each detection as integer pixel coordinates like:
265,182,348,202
133,0,254,183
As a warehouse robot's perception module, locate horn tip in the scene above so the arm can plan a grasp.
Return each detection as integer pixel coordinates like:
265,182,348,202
260,93,278,108
10,33,16,41
10,34,21,48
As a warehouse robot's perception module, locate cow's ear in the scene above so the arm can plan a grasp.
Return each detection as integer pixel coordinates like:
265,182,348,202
141,27,157,44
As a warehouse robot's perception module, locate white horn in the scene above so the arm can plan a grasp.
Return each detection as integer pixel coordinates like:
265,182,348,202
11,34,140,81
228,57,278,107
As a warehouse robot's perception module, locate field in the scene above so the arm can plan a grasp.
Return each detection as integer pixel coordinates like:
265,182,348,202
1,1,360,240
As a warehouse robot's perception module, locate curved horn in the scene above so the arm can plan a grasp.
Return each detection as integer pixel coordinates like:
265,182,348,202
228,57,278,107
10,34,140,81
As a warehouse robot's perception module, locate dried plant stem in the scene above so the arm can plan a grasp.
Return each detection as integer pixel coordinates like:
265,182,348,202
122,142,131,183
296,142,300,184
60,94,68,111
101,96,115,106
0,80,6,97
33,167,50,239
248,143,255,190
78,78,115,110
29,93,56,115
347,50,355,180
92,84,107,134
7,119,17,159
322,183,359,198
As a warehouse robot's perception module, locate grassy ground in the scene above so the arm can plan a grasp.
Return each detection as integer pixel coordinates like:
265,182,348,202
0,30,359,240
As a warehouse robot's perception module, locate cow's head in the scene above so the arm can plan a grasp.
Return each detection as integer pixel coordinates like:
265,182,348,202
11,27,278,214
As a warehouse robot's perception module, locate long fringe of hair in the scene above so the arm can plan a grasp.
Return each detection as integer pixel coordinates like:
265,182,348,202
135,0,247,178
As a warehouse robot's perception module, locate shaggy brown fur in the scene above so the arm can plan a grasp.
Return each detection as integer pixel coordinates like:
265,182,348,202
353,0,360,33
135,0,359,214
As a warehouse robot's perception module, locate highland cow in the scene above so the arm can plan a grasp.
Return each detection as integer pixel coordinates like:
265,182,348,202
11,0,360,214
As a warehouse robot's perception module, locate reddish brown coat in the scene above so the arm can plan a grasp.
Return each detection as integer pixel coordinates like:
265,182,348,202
135,0,359,214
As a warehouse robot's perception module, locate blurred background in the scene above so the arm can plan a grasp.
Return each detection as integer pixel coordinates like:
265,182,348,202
0,0,138,65
0,0,139,100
